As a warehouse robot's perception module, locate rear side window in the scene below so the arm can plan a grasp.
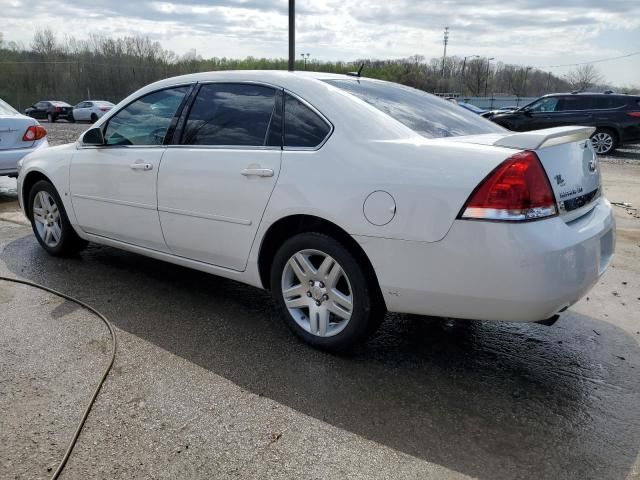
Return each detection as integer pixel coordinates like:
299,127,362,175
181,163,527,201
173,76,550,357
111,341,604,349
592,96,629,109
284,93,331,148
182,83,278,147
104,86,188,146
558,96,593,111
324,79,504,138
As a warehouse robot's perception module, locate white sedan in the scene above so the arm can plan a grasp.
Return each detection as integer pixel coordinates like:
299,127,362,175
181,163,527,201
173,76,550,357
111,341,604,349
72,100,115,123
16,71,615,350
0,98,48,177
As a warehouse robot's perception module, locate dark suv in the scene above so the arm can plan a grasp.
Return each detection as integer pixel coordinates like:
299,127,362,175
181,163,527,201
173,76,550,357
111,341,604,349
25,100,74,123
491,93,640,154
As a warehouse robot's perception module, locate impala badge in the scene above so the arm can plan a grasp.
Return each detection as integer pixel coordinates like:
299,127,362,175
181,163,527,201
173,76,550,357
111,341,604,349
554,174,566,186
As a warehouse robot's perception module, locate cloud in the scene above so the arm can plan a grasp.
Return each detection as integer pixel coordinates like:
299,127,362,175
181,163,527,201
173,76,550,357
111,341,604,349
1,0,639,84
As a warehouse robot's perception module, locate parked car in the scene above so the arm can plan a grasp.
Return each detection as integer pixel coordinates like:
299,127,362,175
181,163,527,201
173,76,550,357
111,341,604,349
16,71,614,350
0,98,48,177
25,100,74,123
72,100,115,123
458,101,486,115
490,92,640,154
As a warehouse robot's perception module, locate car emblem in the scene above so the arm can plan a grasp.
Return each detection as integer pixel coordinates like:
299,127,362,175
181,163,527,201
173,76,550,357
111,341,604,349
554,174,566,186
588,158,597,172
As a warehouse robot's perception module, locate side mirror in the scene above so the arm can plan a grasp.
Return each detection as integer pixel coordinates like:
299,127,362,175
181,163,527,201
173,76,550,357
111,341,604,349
82,127,105,146
522,107,532,116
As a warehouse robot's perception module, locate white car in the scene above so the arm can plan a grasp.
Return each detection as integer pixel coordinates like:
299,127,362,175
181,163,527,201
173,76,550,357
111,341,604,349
0,98,48,177
72,100,115,123
16,71,615,350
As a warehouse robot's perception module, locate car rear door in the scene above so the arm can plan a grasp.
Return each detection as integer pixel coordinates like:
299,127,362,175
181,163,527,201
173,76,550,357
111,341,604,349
157,82,282,270
546,96,594,128
70,85,191,251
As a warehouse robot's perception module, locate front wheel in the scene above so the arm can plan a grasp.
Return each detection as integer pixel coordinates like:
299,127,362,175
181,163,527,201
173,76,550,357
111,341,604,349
28,180,87,256
270,232,383,351
590,129,617,155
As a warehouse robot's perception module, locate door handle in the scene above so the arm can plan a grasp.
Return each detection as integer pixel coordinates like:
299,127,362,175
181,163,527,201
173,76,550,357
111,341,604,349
130,162,153,171
241,168,274,177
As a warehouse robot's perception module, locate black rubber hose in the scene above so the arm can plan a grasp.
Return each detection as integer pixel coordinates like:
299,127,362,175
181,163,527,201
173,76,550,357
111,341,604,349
0,276,117,480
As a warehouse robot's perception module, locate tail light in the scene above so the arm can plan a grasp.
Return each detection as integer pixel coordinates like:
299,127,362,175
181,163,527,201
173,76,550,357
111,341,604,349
627,111,640,118
459,151,557,221
22,125,47,141
100,107,110,111
55,106,61,112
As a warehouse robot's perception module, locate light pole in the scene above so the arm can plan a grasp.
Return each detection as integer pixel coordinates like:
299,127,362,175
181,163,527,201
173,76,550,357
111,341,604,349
300,52,310,70
484,57,494,97
288,0,295,71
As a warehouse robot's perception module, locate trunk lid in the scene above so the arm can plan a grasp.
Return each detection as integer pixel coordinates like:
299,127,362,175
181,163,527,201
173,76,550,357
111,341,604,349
0,115,37,150
448,126,601,221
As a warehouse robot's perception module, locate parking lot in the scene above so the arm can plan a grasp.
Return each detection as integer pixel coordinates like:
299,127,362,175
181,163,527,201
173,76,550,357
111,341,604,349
1,123,639,479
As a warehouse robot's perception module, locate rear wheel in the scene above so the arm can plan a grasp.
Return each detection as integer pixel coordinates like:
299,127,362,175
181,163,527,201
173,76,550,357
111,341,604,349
28,180,87,256
590,129,617,155
271,232,383,351
90,113,98,123
47,112,55,123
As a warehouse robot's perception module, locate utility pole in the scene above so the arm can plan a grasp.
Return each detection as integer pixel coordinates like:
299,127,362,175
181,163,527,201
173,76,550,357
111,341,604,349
523,66,532,96
288,0,295,71
460,55,478,96
441,26,449,77
484,57,494,97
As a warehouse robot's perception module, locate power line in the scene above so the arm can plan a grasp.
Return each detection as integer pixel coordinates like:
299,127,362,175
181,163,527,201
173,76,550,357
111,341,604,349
537,51,640,69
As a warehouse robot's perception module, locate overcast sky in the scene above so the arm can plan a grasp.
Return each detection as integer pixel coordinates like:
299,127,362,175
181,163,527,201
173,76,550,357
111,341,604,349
2,0,639,86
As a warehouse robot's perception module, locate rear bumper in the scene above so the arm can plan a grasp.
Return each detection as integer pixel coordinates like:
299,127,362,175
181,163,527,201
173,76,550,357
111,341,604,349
0,139,49,176
355,197,615,322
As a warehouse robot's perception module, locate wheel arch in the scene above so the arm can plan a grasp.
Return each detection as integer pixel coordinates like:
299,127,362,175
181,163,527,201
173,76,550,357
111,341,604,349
257,214,386,308
22,170,54,217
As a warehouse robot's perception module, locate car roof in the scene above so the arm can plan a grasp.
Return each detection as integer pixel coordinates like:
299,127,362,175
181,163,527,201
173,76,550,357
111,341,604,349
144,70,368,92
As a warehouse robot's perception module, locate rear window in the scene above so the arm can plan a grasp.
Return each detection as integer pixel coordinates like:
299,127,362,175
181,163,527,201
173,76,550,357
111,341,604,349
324,79,505,138
0,98,19,115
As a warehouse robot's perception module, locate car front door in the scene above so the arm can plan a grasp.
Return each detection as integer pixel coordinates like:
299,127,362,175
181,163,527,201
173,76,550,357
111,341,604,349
69,85,191,251
157,83,283,270
522,97,562,130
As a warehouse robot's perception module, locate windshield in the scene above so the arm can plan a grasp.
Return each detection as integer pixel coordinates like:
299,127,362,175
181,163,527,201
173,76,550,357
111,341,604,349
0,98,19,115
324,79,505,138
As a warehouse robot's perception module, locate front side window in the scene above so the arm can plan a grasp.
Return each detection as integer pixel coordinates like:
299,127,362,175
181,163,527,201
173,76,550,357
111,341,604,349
182,83,278,146
527,97,560,112
284,93,331,148
324,79,504,138
104,86,189,146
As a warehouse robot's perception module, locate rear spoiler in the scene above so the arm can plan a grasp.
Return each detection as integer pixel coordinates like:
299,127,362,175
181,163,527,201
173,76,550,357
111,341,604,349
493,126,596,150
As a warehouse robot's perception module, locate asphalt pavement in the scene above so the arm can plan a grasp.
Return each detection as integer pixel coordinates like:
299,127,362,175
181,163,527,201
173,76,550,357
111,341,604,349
1,123,639,479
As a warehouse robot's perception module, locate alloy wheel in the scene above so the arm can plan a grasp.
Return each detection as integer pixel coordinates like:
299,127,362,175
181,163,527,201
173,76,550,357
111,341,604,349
591,132,614,154
32,191,62,248
281,249,353,337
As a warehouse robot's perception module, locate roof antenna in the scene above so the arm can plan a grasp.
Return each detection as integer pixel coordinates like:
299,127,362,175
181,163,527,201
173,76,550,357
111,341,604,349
347,63,365,77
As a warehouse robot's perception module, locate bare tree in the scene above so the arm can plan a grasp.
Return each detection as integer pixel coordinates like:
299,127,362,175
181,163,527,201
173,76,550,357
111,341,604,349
566,64,603,92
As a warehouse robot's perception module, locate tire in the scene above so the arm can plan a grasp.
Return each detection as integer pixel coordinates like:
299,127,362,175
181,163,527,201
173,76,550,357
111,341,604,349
590,128,617,155
90,113,98,123
28,180,87,256
47,112,55,123
68,115,75,123
270,232,384,351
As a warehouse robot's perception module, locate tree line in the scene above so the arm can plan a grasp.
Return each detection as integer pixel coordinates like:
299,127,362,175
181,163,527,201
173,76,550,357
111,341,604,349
0,29,631,111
